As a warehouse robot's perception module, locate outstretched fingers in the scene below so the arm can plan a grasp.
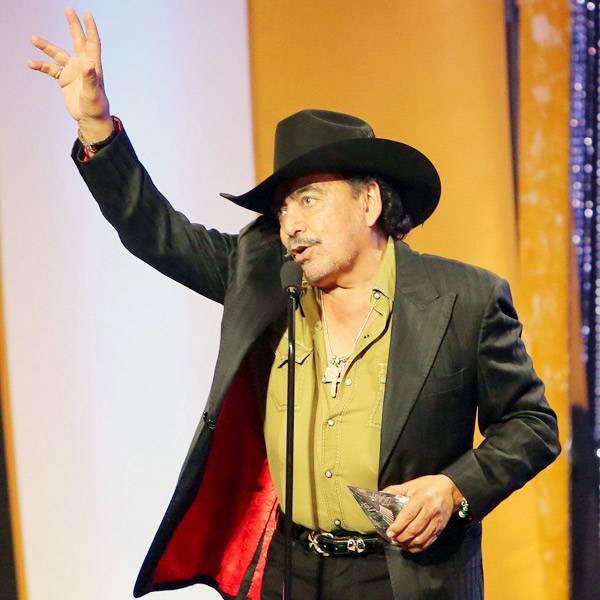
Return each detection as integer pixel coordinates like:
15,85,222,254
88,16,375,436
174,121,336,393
28,35,70,82
30,36,70,66
27,7,111,123
27,57,64,80
82,11,103,79
66,6,86,54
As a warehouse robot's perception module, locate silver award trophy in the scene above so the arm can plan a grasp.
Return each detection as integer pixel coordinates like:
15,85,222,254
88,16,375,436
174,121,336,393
348,486,410,539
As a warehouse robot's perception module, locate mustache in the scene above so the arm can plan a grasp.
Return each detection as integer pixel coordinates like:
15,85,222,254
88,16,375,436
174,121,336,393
283,236,321,258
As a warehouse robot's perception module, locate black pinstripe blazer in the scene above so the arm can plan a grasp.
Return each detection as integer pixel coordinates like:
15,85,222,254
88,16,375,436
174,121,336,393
73,129,560,600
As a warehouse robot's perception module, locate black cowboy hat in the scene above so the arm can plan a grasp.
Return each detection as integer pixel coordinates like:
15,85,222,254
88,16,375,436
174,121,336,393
221,109,440,226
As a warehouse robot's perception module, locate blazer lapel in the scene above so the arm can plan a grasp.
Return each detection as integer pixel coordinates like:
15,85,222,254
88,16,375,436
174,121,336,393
379,242,456,474
209,217,287,405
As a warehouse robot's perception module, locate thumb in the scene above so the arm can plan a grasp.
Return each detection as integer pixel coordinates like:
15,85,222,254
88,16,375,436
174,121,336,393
382,484,409,497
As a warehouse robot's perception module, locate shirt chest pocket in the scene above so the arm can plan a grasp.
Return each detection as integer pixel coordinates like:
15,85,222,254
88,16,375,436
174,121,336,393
270,337,314,411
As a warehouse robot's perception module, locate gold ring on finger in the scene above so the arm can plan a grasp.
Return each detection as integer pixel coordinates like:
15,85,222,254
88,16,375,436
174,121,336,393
54,67,63,80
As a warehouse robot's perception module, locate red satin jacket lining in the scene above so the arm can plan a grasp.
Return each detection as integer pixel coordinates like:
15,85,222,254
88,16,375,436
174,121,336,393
152,363,277,599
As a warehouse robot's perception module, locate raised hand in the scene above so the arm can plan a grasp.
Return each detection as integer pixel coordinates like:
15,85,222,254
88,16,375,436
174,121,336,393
28,7,114,143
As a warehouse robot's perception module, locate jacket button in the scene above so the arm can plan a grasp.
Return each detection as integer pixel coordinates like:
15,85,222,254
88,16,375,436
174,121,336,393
203,411,217,430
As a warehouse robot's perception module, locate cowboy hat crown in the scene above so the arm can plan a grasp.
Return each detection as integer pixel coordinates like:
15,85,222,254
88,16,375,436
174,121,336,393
221,108,440,226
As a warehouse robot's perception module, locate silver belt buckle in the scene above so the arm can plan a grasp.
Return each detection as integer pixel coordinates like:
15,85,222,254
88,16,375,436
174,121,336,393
347,537,366,553
307,531,332,556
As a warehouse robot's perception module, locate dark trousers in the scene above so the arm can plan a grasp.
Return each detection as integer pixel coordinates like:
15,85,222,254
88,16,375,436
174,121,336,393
261,528,394,600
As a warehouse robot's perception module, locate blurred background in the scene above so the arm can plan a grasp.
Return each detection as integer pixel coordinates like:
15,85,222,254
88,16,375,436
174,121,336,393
0,1,590,598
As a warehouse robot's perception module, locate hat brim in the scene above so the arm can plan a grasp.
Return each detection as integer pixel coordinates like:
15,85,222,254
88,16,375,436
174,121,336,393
220,137,441,226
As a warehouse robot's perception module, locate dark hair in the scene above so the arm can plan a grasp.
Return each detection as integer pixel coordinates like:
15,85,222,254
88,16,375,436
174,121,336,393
347,176,413,239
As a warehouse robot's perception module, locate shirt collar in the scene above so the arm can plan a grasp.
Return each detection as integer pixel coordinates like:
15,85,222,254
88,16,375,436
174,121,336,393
372,237,396,301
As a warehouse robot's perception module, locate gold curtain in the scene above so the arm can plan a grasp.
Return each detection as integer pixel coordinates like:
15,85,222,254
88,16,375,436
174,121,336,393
248,0,570,597
512,1,570,597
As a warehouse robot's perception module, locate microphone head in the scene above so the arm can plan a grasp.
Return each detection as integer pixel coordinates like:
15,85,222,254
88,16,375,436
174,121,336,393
280,260,303,296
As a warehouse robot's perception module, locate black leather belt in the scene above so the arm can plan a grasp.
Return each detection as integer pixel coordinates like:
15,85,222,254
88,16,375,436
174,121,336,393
277,511,385,557
306,530,385,556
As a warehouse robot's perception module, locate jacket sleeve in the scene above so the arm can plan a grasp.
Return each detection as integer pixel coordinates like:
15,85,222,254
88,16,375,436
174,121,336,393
441,277,560,522
71,127,237,304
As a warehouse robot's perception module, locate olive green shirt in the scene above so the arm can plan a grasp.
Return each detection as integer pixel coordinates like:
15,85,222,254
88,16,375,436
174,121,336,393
264,239,395,532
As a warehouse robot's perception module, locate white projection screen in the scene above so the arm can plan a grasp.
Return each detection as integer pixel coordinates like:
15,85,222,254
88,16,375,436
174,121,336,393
1,2,255,598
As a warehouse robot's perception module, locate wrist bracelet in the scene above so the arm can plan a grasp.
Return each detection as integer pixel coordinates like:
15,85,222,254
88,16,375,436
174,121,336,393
458,497,471,519
78,116,119,154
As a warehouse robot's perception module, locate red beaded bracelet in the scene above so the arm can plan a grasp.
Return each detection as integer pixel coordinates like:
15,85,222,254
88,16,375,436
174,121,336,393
80,116,122,160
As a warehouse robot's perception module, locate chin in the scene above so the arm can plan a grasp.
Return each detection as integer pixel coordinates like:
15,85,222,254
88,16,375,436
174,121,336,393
303,255,354,288
299,266,321,285
301,265,335,288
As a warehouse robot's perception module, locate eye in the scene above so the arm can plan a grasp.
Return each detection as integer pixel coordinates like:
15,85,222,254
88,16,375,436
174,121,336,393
302,196,315,207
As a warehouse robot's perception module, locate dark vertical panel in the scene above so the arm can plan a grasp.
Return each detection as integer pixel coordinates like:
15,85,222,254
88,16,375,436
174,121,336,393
504,0,519,221
0,391,18,599
569,1,600,597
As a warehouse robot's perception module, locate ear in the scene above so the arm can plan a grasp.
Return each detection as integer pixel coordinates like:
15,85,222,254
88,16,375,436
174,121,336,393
363,181,383,228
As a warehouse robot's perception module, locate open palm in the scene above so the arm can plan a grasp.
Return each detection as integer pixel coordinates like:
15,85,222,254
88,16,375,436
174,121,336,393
28,8,112,138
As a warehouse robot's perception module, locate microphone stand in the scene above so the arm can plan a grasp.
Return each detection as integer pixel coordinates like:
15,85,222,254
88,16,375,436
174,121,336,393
280,261,301,600
284,283,298,600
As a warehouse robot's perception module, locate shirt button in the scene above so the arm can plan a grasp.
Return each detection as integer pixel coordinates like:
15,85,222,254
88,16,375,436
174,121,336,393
345,378,352,386
334,519,341,527
325,470,333,478
373,292,381,299
327,419,335,427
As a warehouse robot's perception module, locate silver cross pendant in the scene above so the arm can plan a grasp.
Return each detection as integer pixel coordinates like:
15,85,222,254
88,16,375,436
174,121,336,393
323,361,343,397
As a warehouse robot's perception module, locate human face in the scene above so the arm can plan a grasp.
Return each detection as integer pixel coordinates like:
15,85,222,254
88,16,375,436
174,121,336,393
277,172,379,288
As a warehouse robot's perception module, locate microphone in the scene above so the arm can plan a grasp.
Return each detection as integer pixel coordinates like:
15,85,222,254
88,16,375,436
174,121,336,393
280,260,302,299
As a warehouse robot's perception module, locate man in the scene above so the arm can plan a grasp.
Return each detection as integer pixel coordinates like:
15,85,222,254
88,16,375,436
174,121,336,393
29,9,560,600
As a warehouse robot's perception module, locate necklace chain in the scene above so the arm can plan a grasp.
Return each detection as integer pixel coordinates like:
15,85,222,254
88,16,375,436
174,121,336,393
320,289,375,397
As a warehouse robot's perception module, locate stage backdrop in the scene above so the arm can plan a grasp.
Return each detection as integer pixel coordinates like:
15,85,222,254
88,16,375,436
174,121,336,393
248,1,569,599
0,1,569,599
